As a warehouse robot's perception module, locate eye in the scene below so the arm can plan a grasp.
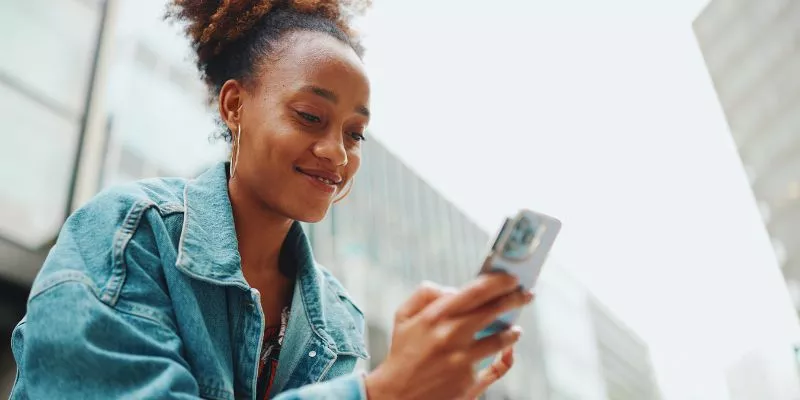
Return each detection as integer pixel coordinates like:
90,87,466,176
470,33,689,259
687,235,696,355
297,111,321,123
349,132,367,142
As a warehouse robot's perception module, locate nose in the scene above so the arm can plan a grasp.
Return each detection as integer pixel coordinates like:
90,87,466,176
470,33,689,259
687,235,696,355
312,131,348,167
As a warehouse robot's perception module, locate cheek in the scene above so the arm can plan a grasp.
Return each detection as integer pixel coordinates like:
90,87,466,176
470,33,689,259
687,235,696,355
250,125,302,165
347,151,362,177
241,93,292,155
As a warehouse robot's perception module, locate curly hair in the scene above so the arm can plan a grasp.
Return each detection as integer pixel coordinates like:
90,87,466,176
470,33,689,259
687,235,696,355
166,0,371,141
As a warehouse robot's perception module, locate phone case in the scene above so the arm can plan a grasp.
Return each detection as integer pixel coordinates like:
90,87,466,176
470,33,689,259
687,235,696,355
474,209,561,370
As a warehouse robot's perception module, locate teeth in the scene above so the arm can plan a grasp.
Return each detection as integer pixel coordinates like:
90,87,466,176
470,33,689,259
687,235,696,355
315,176,335,185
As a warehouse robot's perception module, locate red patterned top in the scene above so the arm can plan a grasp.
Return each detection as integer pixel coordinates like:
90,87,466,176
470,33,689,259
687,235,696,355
255,307,289,400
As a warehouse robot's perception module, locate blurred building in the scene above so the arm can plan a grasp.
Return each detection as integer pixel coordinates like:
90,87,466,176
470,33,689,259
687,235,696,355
0,1,661,399
524,264,607,400
0,0,113,394
312,172,662,400
693,1,800,314
510,262,662,400
99,0,224,186
588,299,662,400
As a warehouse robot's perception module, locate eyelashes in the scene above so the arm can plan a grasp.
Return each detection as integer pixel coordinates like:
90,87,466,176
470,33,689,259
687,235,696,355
295,110,366,143
350,132,366,142
297,111,321,123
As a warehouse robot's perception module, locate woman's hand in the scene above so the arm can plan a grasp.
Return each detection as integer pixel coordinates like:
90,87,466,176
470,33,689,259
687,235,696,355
364,274,533,400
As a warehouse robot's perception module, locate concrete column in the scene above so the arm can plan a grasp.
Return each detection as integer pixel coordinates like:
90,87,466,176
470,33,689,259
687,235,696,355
70,0,120,212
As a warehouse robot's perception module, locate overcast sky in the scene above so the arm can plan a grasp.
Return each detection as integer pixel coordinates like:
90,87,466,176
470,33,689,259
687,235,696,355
358,0,800,398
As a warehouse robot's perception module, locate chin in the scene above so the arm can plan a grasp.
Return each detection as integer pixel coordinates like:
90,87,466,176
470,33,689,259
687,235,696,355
286,202,331,224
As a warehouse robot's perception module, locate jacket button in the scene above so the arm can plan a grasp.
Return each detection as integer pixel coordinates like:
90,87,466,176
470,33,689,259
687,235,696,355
308,350,317,358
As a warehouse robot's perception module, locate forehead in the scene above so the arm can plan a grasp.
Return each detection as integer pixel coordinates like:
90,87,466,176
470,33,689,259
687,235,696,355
257,31,370,99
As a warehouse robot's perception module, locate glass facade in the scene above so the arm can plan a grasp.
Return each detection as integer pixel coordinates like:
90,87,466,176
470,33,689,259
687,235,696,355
0,0,107,394
0,0,103,250
588,299,662,400
534,266,609,400
98,0,224,187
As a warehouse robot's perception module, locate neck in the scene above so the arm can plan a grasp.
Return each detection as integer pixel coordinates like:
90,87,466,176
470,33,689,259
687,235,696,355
229,179,294,284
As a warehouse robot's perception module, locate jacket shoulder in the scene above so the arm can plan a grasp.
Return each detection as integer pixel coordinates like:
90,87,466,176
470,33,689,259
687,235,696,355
30,178,188,300
100,177,188,214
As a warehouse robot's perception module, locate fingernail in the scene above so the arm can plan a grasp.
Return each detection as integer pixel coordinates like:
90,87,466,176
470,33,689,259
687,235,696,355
421,280,441,289
511,326,523,337
524,291,535,302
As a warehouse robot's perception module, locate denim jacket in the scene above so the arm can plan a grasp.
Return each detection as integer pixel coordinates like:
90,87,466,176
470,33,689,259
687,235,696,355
9,162,370,400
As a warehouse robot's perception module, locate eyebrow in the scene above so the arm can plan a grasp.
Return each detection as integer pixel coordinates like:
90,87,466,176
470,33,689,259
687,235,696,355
302,85,370,118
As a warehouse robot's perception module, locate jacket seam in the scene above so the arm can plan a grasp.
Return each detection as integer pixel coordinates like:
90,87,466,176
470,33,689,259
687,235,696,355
315,353,338,383
319,265,366,317
299,270,369,360
321,275,369,360
113,302,178,333
175,183,192,272
101,200,156,306
10,321,25,394
197,383,233,400
29,270,99,300
300,272,336,353
326,279,365,317
28,277,171,331
155,202,184,216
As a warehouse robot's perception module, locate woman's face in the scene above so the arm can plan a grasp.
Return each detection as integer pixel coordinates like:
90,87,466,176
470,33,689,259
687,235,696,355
221,30,370,223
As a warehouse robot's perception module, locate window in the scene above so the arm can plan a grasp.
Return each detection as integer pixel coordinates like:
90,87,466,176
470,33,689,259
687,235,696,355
0,0,102,249
0,0,101,116
0,82,82,249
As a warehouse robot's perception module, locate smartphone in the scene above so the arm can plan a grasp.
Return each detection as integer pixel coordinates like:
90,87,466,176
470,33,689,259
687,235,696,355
474,209,561,370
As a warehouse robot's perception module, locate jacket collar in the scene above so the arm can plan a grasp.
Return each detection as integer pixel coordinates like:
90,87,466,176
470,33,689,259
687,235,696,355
175,161,367,357
176,161,246,287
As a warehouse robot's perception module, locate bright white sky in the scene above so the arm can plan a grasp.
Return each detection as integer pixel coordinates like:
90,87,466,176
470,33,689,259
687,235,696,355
358,0,800,399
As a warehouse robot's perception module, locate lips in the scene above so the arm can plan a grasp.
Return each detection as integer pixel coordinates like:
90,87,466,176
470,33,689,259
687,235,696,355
294,167,343,191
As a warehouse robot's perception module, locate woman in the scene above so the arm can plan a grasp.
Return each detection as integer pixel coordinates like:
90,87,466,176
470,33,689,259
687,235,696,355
10,1,532,399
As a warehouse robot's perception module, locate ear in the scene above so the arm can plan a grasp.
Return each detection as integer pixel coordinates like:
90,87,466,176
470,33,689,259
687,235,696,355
218,79,246,133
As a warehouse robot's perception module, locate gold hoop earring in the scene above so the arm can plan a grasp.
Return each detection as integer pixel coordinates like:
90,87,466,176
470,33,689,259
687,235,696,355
230,125,242,179
333,178,354,203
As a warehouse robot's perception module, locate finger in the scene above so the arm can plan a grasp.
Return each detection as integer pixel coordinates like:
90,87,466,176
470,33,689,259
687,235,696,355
499,346,514,366
464,348,515,399
459,290,534,333
421,273,520,321
468,326,522,361
395,281,453,322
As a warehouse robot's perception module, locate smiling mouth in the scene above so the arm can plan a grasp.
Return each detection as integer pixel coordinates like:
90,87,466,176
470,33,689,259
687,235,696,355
294,167,342,186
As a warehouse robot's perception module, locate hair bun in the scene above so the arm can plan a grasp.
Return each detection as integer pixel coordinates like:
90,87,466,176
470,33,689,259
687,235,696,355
167,0,370,62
